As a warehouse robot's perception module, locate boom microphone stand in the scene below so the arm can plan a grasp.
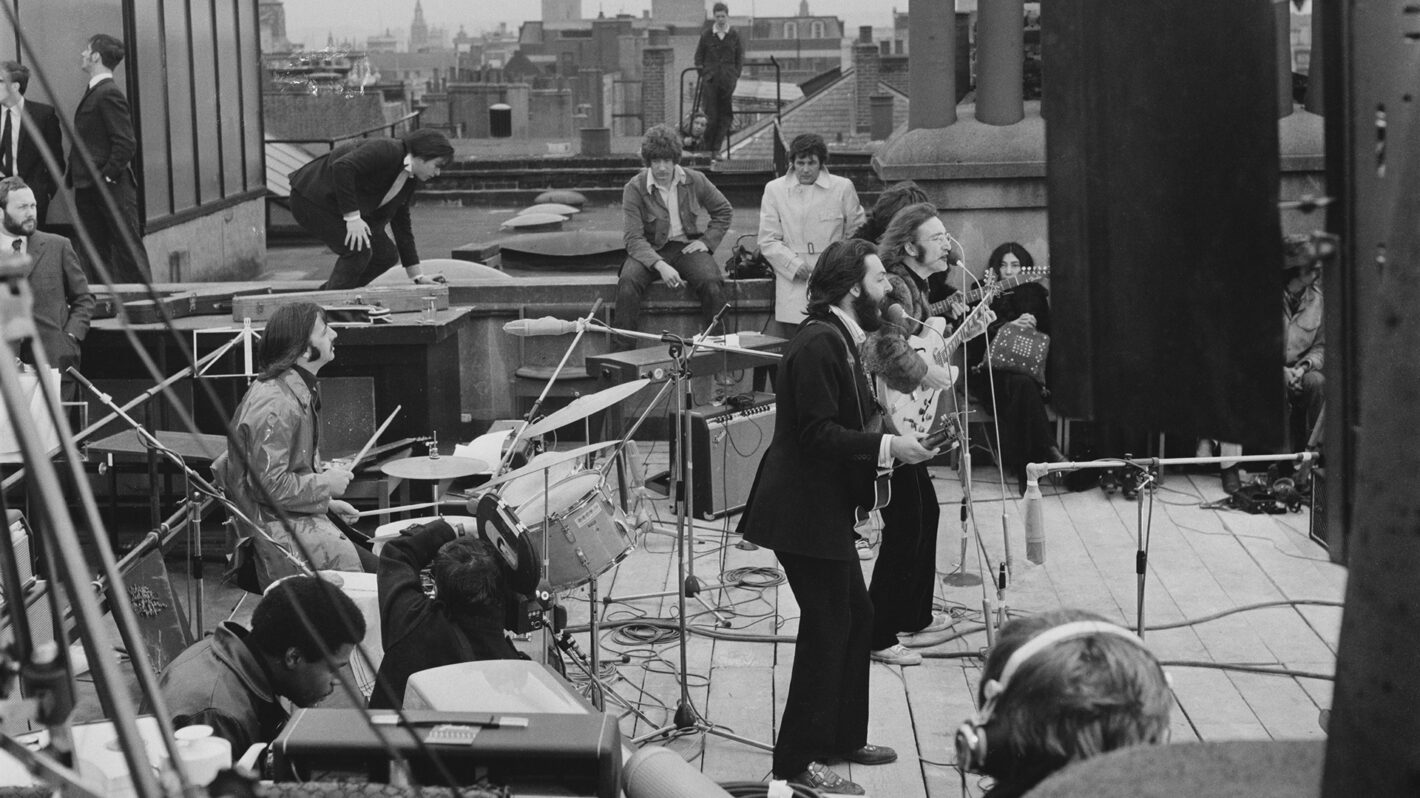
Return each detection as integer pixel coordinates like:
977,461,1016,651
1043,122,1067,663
1023,451,1319,638
585,312,773,752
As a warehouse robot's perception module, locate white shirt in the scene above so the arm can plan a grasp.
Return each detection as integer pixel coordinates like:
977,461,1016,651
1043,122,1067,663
646,165,689,243
827,305,895,468
0,229,25,256
87,73,112,90
758,168,865,323
1,99,23,174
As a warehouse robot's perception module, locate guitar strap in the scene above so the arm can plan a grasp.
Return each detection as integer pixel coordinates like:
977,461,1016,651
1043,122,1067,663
805,317,880,433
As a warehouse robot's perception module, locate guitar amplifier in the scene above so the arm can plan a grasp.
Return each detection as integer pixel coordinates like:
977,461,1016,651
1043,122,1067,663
672,393,776,519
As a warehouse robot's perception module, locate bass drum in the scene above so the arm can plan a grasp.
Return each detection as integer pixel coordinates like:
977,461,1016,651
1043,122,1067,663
515,471,633,591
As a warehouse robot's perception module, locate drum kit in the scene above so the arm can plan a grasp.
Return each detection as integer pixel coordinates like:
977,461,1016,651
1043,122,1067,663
370,379,652,714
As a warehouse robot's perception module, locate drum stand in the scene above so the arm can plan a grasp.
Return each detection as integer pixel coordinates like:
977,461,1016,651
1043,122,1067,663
591,314,773,753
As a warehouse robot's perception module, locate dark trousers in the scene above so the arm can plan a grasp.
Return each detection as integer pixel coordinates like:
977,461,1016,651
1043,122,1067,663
702,79,735,154
868,463,940,650
614,241,726,348
976,370,1056,491
73,175,151,284
290,192,401,289
774,551,872,777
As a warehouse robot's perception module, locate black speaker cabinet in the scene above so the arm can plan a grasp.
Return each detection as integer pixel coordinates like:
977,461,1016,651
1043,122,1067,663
672,394,776,519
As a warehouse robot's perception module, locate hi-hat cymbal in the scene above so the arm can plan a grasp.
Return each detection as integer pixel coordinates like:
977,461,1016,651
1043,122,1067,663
470,440,618,499
522,378,651,437
381,455,488,481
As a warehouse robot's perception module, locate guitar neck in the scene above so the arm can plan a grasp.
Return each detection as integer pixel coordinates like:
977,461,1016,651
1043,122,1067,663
925,271,1047,316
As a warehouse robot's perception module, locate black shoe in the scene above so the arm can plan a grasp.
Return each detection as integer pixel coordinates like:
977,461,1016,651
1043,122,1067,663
841,744,898,765
1221,466,1242,495
1047,444,1069,464
1100,469,1120,496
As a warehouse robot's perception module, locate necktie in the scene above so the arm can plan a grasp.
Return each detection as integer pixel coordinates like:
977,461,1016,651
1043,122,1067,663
378,170,409,209
0,109,11,177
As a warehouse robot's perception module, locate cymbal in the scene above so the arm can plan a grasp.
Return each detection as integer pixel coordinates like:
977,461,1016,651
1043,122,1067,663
470,440,618,498
522,378,651,437
381,455,488,481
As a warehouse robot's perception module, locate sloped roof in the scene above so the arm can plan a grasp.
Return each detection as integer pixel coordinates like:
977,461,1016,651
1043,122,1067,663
726,69,910,161
265,139,317,197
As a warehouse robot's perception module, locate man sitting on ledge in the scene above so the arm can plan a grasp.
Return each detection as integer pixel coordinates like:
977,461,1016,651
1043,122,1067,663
154,575,364,755
614,123,732,349
369,518,539,709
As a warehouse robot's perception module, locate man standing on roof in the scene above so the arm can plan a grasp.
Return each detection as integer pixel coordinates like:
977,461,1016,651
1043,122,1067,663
694,2,744,159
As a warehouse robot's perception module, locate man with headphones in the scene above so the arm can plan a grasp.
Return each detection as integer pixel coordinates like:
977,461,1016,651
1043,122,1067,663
954,610,1173,798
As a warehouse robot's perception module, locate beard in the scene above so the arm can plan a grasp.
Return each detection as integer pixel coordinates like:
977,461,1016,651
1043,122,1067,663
2,214,33,238
853,290,886,332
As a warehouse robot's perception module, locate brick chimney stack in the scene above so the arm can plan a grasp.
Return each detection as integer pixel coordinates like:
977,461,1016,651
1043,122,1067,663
854,25,881,134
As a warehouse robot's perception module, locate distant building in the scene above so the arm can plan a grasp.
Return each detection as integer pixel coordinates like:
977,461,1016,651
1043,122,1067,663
652,0,705,27
542,0,582,23
259,0,292,51
410,0,430,52
367,29,398,54
745,4,846,84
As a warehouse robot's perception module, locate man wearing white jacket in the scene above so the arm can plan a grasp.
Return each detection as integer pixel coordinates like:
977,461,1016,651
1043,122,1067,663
757,133,865,339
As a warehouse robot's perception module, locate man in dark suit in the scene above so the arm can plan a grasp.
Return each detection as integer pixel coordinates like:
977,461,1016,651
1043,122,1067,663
68,33,151,285
740,238,938,795
0,177,94,389
0,63,63,229
288,129,454,290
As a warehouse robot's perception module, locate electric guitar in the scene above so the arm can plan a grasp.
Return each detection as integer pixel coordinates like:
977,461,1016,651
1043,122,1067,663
923,266,1050,318
879,289,1001,440
855,414,962,525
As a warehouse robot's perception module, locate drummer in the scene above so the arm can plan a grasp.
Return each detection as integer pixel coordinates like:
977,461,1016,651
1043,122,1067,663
369,517,539,709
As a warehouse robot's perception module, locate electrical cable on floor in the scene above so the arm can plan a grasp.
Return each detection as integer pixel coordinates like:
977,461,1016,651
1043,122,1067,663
720,782,826,798
1158,661,1334,681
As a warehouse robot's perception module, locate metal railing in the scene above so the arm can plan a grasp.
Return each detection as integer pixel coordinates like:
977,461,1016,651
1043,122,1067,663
266,109,424,153
678,57,783,162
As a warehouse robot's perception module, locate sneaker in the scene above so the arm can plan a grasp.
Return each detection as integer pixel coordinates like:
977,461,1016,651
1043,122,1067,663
898,627,954,648
918,613,955,634
788,762,864,796
870,643,923,666
855,537,875,560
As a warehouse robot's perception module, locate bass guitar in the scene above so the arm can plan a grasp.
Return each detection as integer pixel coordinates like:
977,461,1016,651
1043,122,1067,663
856,414,962,525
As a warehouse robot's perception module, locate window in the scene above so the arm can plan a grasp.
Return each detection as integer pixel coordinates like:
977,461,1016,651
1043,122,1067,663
810,21,825,39
784,22,797,39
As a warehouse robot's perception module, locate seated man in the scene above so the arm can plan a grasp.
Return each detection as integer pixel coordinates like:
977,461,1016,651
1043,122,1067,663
681,113,709,153
954,610,1172,798
369,518,539,709
1203,233,1327,494
155,575,364,754
615,123,732,349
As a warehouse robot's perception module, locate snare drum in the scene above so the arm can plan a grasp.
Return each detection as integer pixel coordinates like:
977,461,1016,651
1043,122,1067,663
515,471,633,590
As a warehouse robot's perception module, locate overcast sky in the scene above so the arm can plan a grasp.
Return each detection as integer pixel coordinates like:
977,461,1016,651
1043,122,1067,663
282,0,898,49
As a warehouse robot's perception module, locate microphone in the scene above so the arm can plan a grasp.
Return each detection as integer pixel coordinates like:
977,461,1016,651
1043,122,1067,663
1023,473,1045,564
502,316,583,336
624,746,733,798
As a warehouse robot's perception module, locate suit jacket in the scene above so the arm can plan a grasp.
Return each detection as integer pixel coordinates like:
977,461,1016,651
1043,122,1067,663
288,137,421,267
24,231,94,371
621,166,732,267
67,77,136,189
741,312,883,560
14,100,63,201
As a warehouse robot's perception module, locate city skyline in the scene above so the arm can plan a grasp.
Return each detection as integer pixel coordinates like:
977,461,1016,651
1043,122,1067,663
282,0,896,49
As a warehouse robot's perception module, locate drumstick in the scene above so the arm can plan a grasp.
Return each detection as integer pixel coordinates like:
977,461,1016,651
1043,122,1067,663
350,404,402,469
353,499,446,518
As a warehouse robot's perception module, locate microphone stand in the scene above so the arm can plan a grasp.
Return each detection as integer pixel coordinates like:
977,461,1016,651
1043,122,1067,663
500,298,604,474
588,310,772,753
1023,450,1319,638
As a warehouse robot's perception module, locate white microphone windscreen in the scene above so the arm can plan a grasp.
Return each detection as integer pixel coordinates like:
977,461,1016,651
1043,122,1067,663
624,746,733,798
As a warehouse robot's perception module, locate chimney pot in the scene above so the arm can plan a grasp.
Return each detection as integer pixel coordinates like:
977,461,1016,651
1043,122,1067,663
859,26,873,44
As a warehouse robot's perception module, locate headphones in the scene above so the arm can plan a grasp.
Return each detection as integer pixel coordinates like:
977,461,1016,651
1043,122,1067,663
953,621,1160,774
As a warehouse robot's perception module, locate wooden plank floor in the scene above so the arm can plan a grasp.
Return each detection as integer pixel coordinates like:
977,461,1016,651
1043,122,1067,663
548,453,1344,797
